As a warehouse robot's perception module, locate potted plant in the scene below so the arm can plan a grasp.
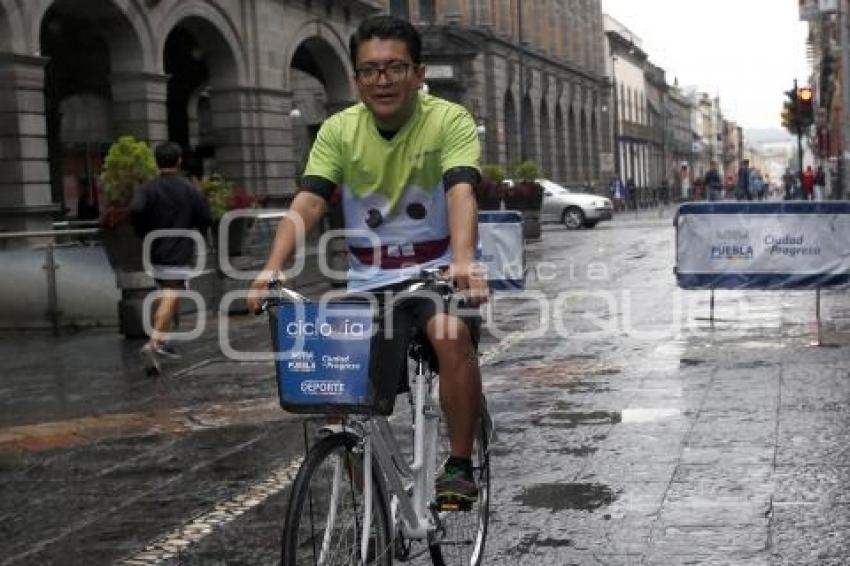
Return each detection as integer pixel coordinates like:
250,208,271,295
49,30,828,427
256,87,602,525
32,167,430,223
505,160,543,210
99,135,158,271
477,164,505,210
199,173,258,257
506,160,544,239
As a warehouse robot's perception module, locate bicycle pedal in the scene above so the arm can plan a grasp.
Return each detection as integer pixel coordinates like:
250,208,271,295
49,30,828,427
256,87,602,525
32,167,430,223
436,499,473,512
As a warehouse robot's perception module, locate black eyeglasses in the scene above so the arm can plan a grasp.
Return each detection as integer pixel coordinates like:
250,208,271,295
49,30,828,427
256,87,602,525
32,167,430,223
355,62,414,85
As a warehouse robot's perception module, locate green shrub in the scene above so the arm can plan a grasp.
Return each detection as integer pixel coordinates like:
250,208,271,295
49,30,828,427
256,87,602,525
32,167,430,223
199,173,233,220
480,163,506,184
511,160,540,182
199,173,257,220
100,136,157,206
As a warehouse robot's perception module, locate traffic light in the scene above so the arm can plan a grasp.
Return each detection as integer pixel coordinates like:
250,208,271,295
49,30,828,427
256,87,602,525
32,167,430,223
797,86,815,128
781,88,799,135
781,103,794,131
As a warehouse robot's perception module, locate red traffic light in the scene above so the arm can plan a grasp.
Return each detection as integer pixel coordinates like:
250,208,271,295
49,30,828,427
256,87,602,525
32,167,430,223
799,86,813,103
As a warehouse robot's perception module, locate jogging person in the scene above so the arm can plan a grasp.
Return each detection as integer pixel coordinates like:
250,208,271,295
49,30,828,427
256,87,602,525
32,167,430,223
247,15,488,507
131,141,212,375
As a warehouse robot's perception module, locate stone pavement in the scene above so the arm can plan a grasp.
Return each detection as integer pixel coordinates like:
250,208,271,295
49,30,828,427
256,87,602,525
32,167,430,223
2,211,850,564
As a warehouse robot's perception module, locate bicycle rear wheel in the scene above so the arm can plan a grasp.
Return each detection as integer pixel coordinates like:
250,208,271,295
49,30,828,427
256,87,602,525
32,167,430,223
429,398,492,566
281,432,392,566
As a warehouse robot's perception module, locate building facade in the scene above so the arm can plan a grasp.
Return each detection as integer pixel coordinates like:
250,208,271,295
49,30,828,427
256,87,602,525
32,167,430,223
0,0,389,233
392,0,609,188
604,14,651,191
666,84,696,196
722,119,743,183
644,62,668,190
804,3,843,197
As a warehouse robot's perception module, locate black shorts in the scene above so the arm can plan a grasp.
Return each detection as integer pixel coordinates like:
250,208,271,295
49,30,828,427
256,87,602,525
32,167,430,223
325,282,482,414
367,281,481,349
154,279,188,290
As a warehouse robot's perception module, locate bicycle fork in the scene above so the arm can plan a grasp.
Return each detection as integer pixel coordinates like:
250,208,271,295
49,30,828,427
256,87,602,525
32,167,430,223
412,359,441,531
360,435,373,564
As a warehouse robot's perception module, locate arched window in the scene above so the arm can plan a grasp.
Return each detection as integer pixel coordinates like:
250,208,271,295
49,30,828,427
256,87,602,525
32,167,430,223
419,0,435,22
619,84,625,122
390,0,409,18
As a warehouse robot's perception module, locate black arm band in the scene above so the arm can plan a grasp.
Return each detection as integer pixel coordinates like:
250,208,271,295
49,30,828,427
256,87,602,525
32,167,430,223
298,175,336,202
443,166,481,192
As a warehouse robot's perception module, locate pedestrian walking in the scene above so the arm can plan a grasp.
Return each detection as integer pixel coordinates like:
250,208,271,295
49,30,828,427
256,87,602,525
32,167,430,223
660,178,670,205
704,161,723,202
679,164,691,202
626,178,637,210
814,165,826,201
130,141,212,375
782,168,794,200
802,166,815,200
736,159,751,201
610,175,625,212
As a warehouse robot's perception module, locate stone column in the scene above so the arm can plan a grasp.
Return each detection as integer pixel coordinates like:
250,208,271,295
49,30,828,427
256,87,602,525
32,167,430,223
110,72,169,144
444,0,461,23
211,87,270,196
0,53,55,235
209,86,324,203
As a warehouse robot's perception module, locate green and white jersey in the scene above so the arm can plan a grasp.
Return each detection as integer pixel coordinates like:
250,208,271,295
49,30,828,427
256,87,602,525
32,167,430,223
303,93,480,290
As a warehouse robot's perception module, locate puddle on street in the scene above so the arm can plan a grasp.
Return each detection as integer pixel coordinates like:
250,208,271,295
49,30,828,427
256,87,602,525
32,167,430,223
730,360,777,369
515,482,617,512
537,411,621,428
511,533,574,555
490,354,545,368
620,408,682,423
546,445,598,457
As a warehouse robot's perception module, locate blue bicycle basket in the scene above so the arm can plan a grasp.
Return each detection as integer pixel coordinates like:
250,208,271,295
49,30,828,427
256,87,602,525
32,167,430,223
269,300,400,415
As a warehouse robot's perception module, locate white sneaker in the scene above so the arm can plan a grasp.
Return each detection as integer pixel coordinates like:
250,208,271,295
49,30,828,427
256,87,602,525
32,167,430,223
153,342,181,360
139,343,161,376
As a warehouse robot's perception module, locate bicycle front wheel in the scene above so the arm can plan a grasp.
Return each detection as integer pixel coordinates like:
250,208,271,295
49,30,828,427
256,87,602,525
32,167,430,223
281,432,392,566
429,398,492,566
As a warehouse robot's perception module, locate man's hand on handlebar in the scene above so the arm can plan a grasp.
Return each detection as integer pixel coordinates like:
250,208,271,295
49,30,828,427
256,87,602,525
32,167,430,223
446,261,489,306
247,269,282,315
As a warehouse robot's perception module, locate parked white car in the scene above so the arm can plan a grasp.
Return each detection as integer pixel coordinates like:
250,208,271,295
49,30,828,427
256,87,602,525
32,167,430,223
538,179,613,229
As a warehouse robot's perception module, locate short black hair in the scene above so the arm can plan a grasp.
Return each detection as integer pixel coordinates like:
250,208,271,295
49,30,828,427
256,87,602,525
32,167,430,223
349,15,422,68
154,141,182,169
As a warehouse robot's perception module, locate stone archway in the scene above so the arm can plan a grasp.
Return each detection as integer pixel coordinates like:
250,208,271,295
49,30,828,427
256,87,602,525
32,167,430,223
539,99,552,179
503,89,518,168
0,2,11,51
285,22,354,110
591,112,600,181
555,105,567,183
568,106,579,183
580,110,590,184
38,0,148,220
287,32,355,182
163,15,242,181
521,94,535,164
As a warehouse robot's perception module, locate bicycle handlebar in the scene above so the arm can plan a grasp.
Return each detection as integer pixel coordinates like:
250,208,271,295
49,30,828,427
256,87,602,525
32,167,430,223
258,267,458,314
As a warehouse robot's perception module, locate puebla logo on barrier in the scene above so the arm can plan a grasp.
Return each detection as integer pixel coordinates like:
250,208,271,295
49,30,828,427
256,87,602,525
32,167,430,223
710,229,753,261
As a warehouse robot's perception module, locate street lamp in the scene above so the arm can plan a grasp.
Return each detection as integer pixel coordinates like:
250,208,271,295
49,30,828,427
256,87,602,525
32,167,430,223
476,120,486,162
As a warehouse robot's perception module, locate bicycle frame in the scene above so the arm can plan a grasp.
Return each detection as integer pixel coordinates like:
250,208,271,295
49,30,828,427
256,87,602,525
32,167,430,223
366,354,440,540
314,353,440,565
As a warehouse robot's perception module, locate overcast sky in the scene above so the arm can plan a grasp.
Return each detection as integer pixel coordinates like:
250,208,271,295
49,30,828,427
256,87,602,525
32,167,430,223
601,0,811,131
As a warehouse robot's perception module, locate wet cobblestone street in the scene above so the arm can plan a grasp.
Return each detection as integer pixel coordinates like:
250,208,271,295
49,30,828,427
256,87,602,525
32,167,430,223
3,209,850,565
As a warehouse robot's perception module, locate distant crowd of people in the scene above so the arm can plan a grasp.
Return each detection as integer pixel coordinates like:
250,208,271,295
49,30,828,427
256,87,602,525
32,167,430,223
608,160,829,207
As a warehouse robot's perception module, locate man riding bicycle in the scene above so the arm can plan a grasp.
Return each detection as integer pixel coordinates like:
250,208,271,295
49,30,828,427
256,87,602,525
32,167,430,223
247,15,488,508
